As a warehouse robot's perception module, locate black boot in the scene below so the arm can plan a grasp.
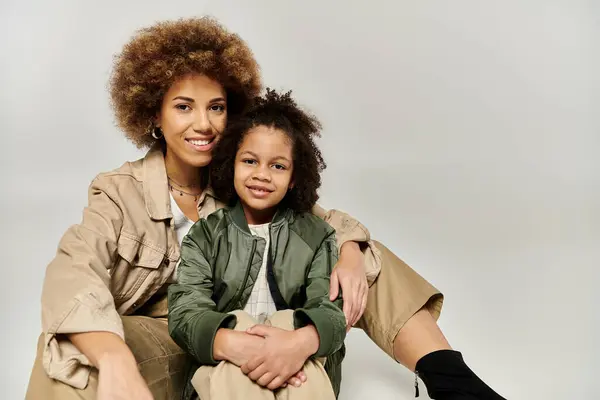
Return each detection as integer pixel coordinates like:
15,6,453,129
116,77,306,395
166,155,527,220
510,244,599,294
414,350,506,399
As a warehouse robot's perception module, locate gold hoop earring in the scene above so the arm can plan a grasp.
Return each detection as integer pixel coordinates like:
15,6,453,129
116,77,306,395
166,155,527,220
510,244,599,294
151,126,163,140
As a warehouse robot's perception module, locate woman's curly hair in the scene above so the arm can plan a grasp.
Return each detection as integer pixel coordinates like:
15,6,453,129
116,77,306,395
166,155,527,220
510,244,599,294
210,88,326,213
109,17,261,148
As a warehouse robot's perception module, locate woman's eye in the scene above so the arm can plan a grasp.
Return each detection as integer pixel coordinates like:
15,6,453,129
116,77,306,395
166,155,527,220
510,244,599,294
210,104,225,112
175,104,191,111
243,159,257,165
273,164,286,170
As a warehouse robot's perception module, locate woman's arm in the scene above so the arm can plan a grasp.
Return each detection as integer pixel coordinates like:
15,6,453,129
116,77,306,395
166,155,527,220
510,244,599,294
68,332,133,369
311,204,382,327
41,175,152,398
68,332,153,400
41,176,127,386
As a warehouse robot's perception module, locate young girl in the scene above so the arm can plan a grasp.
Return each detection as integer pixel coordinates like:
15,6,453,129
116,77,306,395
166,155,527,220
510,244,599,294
167,89,345,400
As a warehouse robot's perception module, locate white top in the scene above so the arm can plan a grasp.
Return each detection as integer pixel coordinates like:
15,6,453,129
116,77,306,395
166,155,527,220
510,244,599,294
243,223,277,324
169,194,195,283
170,194,277,322
170,194,195,246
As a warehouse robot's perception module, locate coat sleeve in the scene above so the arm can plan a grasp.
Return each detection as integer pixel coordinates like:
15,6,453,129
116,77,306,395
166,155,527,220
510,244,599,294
311,204,382,286
40,175,125,389
293,231,347,358
167,219,236,366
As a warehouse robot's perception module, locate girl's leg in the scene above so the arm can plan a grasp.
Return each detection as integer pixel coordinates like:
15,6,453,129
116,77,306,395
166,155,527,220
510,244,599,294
358,241,506,399
191,310,274,400
267,310,336,400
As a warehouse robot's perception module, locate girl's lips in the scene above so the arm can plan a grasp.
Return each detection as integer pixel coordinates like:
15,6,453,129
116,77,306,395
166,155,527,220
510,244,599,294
247,185,273,198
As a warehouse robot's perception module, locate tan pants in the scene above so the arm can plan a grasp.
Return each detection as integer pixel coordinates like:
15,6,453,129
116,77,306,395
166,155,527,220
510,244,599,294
355,240,443,360
25,241,443,399
25,315,192,400
192,310,334,400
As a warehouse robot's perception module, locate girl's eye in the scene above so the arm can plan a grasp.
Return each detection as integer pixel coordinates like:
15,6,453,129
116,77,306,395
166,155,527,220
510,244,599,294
243,159,257,165
272,164,286,170
210,104,226,112
175,104,191,111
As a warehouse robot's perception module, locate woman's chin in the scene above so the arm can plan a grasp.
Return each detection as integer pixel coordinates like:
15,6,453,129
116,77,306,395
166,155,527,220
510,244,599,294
182,153,213,168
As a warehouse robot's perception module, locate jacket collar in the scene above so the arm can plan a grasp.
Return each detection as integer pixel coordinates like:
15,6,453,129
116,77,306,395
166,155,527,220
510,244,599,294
229,201,294,234
141,144,216,220
142,145,171,220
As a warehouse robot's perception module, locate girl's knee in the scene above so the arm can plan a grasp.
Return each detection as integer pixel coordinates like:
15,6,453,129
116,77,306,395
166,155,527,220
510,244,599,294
267,310,294,330
229,310,259,331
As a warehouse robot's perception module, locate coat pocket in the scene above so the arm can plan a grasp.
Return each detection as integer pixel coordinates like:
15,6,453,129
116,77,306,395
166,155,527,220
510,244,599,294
117,232,166,269
112,233,168,301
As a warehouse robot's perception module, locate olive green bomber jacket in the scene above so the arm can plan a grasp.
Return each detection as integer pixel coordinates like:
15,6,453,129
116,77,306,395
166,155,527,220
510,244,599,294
167,202,346,369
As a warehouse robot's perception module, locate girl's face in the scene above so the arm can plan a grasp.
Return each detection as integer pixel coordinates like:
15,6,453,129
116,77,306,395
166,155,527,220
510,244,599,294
157,74,227,168
234,126,294,224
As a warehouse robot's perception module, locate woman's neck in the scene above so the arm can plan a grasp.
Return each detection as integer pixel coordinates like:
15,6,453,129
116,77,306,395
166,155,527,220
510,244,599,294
164,150,205,190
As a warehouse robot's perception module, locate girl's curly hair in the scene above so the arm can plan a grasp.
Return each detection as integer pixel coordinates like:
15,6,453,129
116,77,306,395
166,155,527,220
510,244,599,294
109,17,261,148
210,89,326,213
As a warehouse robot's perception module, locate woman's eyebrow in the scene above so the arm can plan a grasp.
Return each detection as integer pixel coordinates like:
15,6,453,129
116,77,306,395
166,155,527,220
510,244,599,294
172,96,195,102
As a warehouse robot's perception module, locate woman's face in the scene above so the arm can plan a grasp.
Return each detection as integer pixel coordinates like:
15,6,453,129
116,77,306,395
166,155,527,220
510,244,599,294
157,74,227,168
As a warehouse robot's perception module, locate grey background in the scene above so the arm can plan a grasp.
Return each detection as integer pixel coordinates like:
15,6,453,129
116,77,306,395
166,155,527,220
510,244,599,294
1,1,598,399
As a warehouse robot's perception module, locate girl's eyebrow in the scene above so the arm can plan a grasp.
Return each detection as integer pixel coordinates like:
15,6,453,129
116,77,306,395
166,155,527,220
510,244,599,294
239,150,258,158
272,155,291,163
239,150,291,164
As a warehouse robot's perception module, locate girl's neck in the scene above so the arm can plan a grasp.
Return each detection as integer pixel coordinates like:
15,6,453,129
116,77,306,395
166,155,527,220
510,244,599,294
164,150,205,190
242,203,276,225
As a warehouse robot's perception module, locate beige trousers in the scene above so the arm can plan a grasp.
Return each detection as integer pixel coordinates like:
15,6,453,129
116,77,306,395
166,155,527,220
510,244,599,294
25,315,191,400
192,310,335,400
25,241,443,399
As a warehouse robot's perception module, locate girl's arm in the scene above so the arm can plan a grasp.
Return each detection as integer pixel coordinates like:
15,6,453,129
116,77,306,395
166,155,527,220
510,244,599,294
167,220,238,366
292,231,347,357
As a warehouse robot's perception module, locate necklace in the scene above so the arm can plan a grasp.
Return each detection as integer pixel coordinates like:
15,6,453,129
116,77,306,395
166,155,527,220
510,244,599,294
168,179,202,202
167,175,201,188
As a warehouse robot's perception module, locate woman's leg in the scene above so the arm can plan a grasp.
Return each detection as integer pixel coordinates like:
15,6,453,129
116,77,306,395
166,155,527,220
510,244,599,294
267,310,336,400
355,240,446,365
357,241,506,399
25,315,191,400
26,333,98,399
191,310,273,400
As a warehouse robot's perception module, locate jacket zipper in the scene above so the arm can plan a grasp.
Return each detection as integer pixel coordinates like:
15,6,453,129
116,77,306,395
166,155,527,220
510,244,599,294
265,226,289,309
230,238,257,309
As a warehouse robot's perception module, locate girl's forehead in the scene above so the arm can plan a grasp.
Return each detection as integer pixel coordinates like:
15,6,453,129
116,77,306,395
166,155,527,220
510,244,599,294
239,127,293,158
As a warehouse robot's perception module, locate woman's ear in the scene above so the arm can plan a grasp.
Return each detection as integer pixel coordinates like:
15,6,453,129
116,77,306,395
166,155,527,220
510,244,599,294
288,181,295,191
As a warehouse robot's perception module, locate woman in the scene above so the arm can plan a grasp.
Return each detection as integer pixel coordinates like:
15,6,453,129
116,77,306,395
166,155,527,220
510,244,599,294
25,17,504,400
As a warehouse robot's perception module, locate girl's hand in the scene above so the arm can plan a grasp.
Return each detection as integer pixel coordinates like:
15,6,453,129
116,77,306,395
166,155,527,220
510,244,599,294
241,325,318,390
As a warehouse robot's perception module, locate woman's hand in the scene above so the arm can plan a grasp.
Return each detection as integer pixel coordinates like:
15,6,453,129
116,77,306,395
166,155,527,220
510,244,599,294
97,352,153,400
329,241,368,331
241,325,318,390
68,331,153,400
